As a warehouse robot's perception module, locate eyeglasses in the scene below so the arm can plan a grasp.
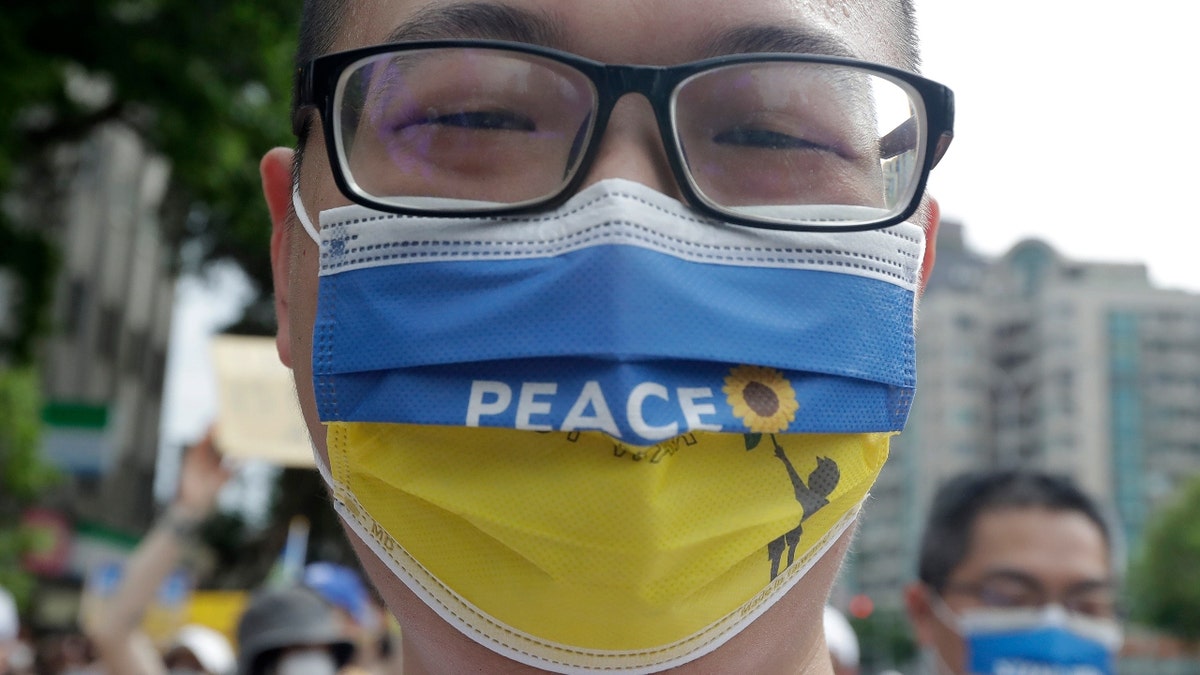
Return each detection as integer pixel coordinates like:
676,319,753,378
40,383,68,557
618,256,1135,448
295,39,954,232
943,575,1122,620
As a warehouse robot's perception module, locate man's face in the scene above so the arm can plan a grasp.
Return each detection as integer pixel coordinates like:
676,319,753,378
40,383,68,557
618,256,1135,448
269,0,927,667
281,0,915,465
910,507,1114,673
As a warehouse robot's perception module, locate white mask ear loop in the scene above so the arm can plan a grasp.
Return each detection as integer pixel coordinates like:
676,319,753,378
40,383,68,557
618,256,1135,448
926,592,966,675
290,185,338,495
292,186,322,245
928,590,965,635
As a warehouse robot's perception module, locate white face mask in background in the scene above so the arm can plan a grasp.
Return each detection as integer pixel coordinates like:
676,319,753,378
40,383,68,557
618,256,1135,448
932,595,1122,674
274,648,338,675
7,641,35,672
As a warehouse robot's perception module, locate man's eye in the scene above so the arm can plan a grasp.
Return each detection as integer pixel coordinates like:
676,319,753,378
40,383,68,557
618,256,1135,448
417,110,536,131
1067,596,1119,618
712,127,826,151
978,588,1037,607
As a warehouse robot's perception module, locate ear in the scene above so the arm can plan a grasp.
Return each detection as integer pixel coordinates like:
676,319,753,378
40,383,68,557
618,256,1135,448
904,582,937,646
918,197,940,297
262,146,296,368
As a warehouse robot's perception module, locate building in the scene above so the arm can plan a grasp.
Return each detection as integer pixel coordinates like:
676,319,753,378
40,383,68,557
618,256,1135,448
38,122,176,533
845,220,1200,610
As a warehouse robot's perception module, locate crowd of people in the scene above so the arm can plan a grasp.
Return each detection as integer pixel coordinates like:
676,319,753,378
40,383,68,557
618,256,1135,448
2,435,402,675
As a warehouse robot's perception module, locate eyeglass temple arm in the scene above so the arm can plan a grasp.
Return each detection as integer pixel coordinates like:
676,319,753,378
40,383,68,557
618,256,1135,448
878,117,916,159
931,131,954,168
877,117,954,169
931,87,956,168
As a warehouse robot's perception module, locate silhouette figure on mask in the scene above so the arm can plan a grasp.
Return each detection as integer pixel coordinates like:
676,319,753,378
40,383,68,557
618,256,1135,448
766,437,840,579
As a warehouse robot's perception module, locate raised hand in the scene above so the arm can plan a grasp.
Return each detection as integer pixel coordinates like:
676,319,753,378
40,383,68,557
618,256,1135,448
174,428,233,518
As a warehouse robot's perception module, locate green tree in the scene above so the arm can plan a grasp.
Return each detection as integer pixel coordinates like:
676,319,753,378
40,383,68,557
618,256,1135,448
851,608,918,672
0,368,59,608
0,2,348,595
0,229,57,365
1130,475,1200,641
1,0,298,331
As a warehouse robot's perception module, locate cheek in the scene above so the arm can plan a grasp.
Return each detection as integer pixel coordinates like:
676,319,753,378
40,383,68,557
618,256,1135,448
343,522,497,665
289,233,327,460
935,625,967,671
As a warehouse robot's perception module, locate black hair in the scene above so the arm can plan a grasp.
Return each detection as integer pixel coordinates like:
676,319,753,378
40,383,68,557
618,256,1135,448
290,0,346,181
916,469,1112,593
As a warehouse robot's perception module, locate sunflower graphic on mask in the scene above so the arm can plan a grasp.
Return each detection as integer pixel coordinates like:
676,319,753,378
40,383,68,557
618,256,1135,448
723,365,800,433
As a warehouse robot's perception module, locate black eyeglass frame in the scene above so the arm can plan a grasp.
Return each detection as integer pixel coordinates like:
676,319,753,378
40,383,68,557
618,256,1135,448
940,578,1125,620
294,39,955,232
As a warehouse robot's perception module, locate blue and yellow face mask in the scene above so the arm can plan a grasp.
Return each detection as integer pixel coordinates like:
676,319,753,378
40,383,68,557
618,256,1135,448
296,178,925,672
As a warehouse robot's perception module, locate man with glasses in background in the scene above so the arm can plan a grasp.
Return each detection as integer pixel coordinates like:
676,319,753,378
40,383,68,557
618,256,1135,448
264,0,953,671
905,470,1124,674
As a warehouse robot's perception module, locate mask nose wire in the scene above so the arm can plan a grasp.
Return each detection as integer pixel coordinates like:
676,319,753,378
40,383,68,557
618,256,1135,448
292,186,322,245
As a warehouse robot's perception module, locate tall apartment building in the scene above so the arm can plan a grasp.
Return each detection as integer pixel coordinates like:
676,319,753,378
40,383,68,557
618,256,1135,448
846,221,1200,611
39,122,176,533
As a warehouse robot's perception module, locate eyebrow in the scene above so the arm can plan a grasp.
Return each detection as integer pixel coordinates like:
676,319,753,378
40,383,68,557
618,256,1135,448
383,2,859,61
695,24,860,60
975,569,1117,591
970,569,1042,589
385,2,563,46
1063,579,1118,594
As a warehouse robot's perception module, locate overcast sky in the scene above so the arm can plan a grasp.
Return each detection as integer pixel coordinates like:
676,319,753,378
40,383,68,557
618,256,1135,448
916,0,1200,293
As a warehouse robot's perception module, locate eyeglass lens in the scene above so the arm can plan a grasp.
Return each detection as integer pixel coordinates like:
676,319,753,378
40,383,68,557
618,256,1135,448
673,62,922,225
336,48,597,209
332,47,926,225
950,577,1120,619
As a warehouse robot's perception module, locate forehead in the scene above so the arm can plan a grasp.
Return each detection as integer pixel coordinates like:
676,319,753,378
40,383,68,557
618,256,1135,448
955,507,1111,585
331,0,908,67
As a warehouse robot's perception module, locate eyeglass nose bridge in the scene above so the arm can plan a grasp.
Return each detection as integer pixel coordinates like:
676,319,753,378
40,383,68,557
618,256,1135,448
590,63,680,127
604,63,673,96
577,64,686,190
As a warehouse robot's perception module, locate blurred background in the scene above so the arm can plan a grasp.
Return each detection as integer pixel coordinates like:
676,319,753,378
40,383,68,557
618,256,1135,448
0,1,1197,673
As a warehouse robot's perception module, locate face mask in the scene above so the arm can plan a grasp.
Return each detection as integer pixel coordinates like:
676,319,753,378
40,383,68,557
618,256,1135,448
296,178,925,672
275,649,338,675
8,641,35,671
932,596,1123,674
